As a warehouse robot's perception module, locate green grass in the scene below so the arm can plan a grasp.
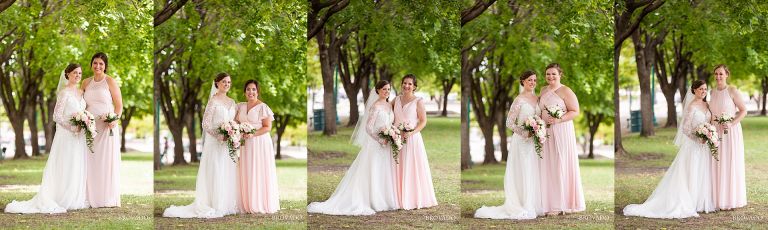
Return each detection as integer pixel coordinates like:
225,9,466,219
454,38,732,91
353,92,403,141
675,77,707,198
460,159,615,229
307,116,461,229
616,116,768,229
154,158,307,229
0,152,153,229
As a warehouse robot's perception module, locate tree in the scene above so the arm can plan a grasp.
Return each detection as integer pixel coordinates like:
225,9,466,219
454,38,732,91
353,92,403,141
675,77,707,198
613,0,665,155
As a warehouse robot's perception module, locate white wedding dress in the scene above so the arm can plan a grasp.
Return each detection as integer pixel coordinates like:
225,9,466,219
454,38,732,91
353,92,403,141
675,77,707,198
163,97,240,218
474,97,543,219
623,103,716,218
307,102,399,215
5,87,89,214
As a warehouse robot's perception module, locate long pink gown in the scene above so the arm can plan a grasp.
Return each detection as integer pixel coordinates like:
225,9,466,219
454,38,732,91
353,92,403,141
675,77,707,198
84,77,121,208
538,85,585,213
709,87,747,209
393,96,438,210
236,102,280,213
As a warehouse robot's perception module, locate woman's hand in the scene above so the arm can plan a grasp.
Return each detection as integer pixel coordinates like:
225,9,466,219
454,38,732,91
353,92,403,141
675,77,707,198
378,138,388,146
108,120,118,129
546,117,560,125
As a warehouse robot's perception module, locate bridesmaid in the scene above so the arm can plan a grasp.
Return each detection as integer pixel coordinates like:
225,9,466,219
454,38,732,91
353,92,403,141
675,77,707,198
538,63,585,215
393,74,438,210
710,64,747,210
82,52,122,208
235,80,280,213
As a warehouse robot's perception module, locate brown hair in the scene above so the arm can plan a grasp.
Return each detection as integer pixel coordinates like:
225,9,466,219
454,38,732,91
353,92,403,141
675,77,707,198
90,52,108,73
691,80,708,102
519,70,536,86
64,63,81,80
243,79,260,96
545,63,563,76
214,72,230,88
402,74,417,91
713,64,730,76
375,80,390,102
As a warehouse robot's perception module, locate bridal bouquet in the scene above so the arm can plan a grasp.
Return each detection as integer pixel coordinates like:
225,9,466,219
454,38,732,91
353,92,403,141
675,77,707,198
396,122,415,145
693,123,719,161
545,105,565,127
379,125,404,164
101,112,120,136
218,121,243,163
714,113,734,135
522,116,548,159
70,111,98,153
240,123,256,137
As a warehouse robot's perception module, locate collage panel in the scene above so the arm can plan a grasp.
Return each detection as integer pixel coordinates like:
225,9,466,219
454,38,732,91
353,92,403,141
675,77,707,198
614,0,768,228
306,0,461,229
0,0,154,228
459,0,614,229
152,0,307,229
0,0,766,229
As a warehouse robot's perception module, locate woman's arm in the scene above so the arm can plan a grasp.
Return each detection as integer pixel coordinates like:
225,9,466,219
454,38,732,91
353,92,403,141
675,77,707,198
729,86,747,124
556,86,580,123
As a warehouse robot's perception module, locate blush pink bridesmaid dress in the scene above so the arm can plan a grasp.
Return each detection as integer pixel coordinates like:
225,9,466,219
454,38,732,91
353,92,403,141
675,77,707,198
709,86,747,209
538,85,585,213
393,96,437,210
84,77,121,207
236,102,280,213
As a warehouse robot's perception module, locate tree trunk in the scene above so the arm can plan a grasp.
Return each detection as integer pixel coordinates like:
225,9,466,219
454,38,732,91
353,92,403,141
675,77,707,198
186,111,199,162
274,114,290,160
27,97,40,156
460,52,472,170
631,28,665,137
441,77,455,117
480,122,497,164
119,106,135,153
761,76,767,116
171,128,186,165
586,112,604,159
42,93,56,154
496,108,509,162
11,121,27,159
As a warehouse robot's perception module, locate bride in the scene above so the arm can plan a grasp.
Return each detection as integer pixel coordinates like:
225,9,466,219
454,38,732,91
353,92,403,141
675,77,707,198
623,80,716,218
307,80,399,215
475,71,543,219
5,64,89,213
163,73,240,218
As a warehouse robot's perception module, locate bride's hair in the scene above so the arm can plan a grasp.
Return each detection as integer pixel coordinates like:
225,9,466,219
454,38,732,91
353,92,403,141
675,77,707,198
64,63,81,80
90,52,108,73
214,72,230,88
375,80,390,102
519,70,536,86
402,74,417,91
690,80,708,102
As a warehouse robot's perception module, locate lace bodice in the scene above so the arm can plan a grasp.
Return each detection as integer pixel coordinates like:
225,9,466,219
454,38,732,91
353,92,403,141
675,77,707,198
681,104,712,140
53,88,87,132
506,97,540,136
202,96,237,138
365,103,395,140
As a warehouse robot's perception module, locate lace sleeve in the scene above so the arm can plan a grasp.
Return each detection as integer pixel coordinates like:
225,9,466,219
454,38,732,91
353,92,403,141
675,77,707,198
680,106,699,141
52,91,78,132
506,98,526,136
202,101,218,137
365,105,381,140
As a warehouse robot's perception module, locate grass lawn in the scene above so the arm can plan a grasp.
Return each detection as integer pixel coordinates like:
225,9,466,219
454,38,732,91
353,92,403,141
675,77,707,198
460,159,615,229
154,158,307,229
0,152,153,229
307,116,461,229
616,116,768,229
